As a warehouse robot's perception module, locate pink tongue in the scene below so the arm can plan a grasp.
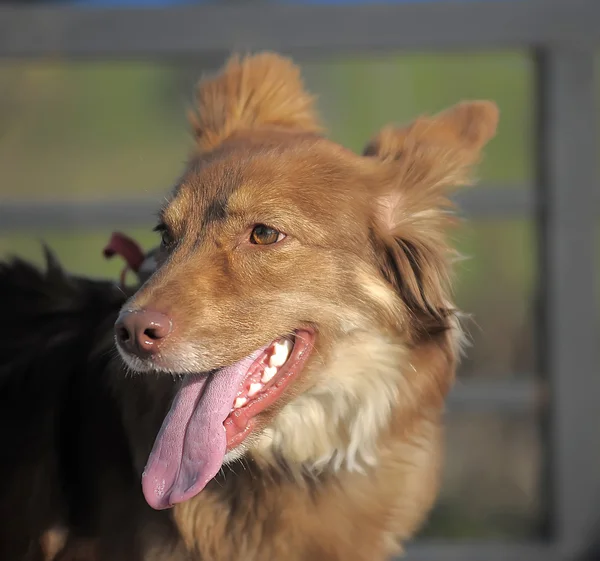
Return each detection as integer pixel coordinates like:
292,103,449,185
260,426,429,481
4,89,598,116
142,348,266,510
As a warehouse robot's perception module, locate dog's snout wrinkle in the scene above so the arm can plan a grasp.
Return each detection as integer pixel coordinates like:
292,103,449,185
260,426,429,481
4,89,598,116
115,309,173,358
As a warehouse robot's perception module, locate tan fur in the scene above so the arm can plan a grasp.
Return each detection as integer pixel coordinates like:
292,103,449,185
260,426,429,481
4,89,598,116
119,52,498,560
189,53,322,153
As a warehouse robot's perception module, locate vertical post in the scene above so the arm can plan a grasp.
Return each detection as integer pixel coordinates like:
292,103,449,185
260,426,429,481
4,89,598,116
535,48,600,555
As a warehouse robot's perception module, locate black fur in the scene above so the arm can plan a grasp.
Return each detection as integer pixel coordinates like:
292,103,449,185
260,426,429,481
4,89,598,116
0,251,185,560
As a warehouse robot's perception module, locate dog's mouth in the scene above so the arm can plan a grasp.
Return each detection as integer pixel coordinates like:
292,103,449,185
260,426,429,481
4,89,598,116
142,329,315,510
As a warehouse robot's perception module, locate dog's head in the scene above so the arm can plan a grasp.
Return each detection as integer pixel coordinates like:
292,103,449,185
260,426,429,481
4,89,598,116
114,53,498,510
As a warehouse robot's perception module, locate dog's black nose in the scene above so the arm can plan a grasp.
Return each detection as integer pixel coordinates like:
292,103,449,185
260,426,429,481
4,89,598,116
115,310,172,357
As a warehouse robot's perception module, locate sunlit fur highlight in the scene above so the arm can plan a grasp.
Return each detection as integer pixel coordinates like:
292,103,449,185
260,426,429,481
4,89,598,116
189,53,323,153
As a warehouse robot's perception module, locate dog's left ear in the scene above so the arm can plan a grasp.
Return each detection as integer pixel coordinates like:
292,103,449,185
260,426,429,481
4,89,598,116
364,101,499,336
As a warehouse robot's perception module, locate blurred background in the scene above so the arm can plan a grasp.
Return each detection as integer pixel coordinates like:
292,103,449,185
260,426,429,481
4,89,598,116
0,0,598,558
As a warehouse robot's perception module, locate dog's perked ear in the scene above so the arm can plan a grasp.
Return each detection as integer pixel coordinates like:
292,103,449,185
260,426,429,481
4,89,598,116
189,52,323,153
364,101,499,338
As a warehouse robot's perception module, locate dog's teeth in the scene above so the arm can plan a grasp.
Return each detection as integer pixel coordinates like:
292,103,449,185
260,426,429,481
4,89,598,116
261,366,277,383
234,397,247,409
248,383,263,397
269,339,292,367
269,354,286,368
282,338,293,355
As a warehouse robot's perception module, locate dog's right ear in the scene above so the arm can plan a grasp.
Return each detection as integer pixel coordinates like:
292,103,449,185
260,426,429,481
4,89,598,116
364,101,499,337
189,53,322,153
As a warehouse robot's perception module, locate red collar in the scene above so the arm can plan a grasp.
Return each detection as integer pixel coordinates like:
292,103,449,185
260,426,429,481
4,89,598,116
103,232,146,288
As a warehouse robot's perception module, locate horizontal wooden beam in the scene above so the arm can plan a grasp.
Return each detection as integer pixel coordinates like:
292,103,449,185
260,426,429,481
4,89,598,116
0,0,598,60
0,186,536,232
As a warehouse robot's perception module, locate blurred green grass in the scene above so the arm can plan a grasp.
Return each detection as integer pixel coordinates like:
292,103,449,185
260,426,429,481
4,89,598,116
0,62,191,201
0,52,533,203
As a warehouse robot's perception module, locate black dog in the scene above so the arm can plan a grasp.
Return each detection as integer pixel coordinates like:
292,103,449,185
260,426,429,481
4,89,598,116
0,248,188,561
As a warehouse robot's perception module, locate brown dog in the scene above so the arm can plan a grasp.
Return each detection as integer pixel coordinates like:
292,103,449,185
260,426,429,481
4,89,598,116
113,53,498,559
0,52,497,561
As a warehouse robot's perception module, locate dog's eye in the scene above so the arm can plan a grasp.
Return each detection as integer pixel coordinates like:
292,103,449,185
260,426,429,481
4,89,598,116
154,224,174,248
249,225,285,245
160,231,173,248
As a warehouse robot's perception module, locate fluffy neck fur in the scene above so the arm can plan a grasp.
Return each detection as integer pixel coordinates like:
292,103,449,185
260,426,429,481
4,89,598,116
167,330,456,561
